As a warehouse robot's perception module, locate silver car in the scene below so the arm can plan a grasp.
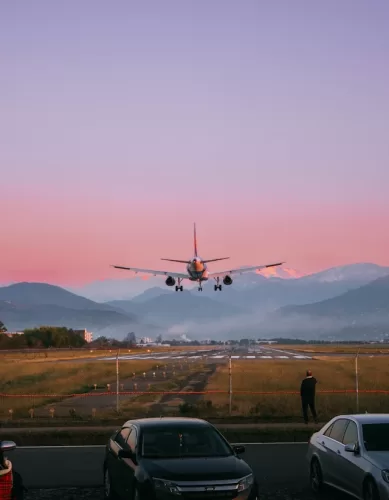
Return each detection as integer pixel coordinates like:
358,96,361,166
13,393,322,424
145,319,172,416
307,414,389,500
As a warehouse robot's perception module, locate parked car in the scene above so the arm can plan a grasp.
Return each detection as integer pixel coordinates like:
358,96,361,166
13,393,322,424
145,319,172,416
103,417,258,499
307,413,389,500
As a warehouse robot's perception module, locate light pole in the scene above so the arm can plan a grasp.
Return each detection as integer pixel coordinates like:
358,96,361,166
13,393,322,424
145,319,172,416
116,350,120,413
355,348,360,413
228,355,232,416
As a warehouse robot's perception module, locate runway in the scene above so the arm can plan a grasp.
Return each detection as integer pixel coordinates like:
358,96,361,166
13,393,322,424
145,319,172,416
98,347,312,362
11,444,346,499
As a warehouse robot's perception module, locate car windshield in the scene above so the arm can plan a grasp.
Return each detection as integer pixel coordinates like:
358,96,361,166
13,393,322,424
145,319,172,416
140,425,233,458
362,423,389,451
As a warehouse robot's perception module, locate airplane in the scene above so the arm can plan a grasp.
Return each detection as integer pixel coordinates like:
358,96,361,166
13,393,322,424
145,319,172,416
111,223,284,292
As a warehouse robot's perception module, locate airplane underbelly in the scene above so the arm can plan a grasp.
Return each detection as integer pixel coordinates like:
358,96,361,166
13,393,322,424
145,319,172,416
189,270,209,281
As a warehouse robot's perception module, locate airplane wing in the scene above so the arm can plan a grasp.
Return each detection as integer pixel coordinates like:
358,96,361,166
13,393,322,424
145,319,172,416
111,265,189,279
208,262,284,279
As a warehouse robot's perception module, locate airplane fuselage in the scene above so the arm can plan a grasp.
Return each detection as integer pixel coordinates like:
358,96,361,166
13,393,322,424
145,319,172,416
111,222,284,292
186,257,209,281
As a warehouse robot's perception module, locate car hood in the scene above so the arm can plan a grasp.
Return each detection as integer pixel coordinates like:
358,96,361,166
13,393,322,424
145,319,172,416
366,451,389,470
141,455,252,481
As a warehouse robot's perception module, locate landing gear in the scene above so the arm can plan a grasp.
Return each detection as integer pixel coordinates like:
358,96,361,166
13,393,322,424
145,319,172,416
214,277,222,291
175,278,183,292
198,285,203,291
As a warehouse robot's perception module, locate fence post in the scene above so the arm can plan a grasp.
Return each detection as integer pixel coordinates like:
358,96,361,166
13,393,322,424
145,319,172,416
355,348,360,413
116,351,120,413
229,355,232,416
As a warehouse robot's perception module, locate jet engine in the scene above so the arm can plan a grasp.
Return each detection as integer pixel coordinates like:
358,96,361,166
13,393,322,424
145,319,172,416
223,275,233,285
165,276,176,287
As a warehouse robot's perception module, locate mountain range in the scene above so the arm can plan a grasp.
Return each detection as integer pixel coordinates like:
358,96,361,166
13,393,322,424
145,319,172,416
0,282,148,337
1,263,389,341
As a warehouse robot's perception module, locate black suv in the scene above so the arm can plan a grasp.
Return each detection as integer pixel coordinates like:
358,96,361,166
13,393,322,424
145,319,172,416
103,417,258,500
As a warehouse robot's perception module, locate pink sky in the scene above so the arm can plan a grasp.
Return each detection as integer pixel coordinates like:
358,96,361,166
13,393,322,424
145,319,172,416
2,2,389,285
2,191,389,285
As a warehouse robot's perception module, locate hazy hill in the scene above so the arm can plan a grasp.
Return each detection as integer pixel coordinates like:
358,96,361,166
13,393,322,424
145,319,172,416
0,282,116,311
260,275,389,340
301,262,389,284
0,282,138,335
0,301,137,332
108,289,246,326
131,286,174,303
209,263,389,311
275,274,389,318
75,263,389,306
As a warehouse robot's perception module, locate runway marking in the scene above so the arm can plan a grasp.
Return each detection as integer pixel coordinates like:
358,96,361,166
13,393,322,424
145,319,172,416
97,353,313,361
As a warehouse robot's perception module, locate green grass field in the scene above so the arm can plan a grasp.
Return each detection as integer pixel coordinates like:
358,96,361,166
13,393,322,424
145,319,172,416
276,343,389,354
204,357,389,420
2,353,389,424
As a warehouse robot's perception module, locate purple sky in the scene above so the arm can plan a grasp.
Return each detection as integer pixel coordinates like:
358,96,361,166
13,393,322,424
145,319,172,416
1,1,389,284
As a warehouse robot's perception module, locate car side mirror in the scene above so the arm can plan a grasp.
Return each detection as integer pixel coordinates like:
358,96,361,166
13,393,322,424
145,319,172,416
118,449,134,460
345,443,358,453
0,441,16,453
233,445,245,455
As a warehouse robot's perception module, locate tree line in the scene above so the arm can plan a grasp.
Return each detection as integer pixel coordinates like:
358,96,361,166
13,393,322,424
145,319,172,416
0,323,87,349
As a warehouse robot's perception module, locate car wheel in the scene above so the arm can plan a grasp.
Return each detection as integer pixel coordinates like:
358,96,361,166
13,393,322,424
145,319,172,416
248,481,259,499
363,477,379,500
104,467,118,499
133,485,140,500
310,459,323,493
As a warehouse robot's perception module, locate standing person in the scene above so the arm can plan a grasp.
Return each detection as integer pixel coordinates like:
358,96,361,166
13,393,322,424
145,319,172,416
300,370,318,424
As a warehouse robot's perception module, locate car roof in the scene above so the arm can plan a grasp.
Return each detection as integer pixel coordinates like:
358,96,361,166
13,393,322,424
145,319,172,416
121,417,212,429
331,414,389,425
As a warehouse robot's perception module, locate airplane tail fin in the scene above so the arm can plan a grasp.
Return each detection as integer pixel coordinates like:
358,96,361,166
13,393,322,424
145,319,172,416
194,222,198,257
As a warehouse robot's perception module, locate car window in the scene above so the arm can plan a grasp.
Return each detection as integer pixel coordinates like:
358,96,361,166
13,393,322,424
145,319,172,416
323,423,334,437
140,425,233,458
127,428,137,452
116,427,131,448
328,419,348,442
362,423,389,451
342,421,358,445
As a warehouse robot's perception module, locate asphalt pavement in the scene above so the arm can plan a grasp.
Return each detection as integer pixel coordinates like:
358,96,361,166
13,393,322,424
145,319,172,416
10,444,349,499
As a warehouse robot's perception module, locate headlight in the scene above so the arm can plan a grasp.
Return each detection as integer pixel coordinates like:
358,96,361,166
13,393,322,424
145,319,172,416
237,473,254,492
153,478,181,496
382,470,389,483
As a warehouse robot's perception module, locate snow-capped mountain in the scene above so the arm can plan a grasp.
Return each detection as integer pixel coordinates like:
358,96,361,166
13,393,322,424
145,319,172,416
66,263,389,302
302,263,389,283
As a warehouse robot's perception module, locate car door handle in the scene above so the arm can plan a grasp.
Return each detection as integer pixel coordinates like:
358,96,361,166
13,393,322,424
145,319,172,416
337,450,341,455
321,441,326,447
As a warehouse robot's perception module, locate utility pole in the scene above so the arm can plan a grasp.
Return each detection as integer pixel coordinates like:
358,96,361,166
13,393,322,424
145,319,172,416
116,350,120,413
229,355,232,416
355,348,360,413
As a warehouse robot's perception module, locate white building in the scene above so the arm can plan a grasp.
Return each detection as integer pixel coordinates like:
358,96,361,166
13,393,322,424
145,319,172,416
75,329,93,343
4,331,24,338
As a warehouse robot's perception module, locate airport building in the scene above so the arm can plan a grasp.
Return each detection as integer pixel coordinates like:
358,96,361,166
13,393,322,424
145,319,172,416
3,331,24,338
74,329,93,343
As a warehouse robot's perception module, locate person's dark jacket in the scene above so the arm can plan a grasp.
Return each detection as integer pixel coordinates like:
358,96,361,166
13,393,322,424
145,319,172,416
300,376,317,401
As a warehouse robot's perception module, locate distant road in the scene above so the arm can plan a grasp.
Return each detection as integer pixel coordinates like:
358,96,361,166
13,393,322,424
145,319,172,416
10,444,346,498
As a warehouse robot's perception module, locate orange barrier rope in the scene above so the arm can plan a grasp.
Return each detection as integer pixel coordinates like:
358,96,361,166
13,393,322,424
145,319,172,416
1,389,389,397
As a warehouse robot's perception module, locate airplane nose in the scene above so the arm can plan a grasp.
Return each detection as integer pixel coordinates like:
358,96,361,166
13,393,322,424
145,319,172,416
194,261,204,271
